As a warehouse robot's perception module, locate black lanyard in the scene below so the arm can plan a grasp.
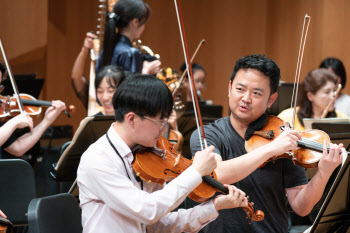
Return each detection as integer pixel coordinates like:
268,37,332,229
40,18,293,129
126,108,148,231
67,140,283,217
106,133,143,190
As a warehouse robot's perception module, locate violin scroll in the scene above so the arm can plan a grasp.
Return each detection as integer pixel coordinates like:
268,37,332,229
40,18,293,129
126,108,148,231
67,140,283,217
64,105,76,118
243,202,265,224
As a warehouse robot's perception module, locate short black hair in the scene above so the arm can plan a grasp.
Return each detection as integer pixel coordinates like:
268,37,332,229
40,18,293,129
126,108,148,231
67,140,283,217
230,54,280,94
113,74,173,122
95,65,125,90
319,57,346,89
0,61,6,79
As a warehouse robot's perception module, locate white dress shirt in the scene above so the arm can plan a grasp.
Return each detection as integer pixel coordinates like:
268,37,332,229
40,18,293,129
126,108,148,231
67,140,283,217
77,125,218,233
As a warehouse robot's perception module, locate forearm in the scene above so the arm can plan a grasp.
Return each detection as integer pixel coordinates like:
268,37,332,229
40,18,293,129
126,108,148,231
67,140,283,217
0,120,18,146
289,172,330,216
5,119,51,156
72,47,89,92
147,200,218,233
215,145,274,184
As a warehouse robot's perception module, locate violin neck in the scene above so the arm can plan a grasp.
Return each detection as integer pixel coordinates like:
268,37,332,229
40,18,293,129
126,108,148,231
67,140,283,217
202,175,228,194
297,139,345,155
21,99,51,107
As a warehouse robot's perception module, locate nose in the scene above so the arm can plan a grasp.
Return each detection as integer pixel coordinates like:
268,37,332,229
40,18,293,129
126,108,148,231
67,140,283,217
102,91,110,100
242,91,251,104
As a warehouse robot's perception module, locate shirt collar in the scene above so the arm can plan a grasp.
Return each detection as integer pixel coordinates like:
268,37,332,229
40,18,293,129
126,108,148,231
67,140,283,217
107,124,132,159
118,34,133,47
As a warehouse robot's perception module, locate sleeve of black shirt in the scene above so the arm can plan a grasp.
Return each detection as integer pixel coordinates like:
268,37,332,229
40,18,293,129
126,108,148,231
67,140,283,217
190,126,222,156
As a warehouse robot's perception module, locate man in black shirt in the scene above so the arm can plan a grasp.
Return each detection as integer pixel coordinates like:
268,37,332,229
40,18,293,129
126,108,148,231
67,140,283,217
190,54,344,232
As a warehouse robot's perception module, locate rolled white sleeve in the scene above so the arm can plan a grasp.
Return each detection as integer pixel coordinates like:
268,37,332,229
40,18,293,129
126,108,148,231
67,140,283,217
147,199,218,233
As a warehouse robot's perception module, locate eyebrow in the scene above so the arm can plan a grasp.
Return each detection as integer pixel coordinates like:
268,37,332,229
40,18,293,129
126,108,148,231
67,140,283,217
236,83,265,93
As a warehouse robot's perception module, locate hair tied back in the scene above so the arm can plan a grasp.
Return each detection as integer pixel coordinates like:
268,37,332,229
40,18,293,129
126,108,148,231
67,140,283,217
108,12,120,24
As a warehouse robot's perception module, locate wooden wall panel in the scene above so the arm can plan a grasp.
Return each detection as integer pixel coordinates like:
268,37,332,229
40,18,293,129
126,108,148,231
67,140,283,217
2,0,350,130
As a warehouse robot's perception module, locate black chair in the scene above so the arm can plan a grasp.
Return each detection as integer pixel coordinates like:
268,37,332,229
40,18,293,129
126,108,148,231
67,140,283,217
0,159,36,226
28,193,82,233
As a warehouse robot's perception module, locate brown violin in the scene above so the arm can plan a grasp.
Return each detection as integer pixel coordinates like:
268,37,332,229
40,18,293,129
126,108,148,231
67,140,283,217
0,93,75,121
245,115,336,168
133,136,264,223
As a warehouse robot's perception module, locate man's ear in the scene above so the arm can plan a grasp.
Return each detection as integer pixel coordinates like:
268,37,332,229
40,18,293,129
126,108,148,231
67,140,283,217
125,112,136,127
267,92,278,108
228,80,232,97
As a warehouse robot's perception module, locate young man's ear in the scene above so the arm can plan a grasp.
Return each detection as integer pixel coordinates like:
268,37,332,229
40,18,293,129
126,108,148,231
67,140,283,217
125,112,136,127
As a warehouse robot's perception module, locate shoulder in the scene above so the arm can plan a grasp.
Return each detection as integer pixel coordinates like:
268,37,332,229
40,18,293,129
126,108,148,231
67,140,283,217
278,107,294,117
336,110,350,119
79,136,114,172
191,117,228,137
114,43,141,57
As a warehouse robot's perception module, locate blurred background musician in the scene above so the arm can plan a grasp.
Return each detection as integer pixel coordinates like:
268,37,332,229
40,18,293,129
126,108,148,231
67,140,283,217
179,62,207,102
278,68,349,131
71,32,97,109
319,57,350,117
0,62,66,161
96,0,161,75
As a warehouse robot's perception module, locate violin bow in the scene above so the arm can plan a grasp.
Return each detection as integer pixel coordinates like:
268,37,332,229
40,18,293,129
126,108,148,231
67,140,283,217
321,83,342,119
290,15,311,130
0,38,25,114
172,39,205,96
174,0,207,150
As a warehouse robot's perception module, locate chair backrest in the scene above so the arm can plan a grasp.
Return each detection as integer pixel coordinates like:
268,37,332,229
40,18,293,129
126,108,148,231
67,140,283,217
28,193,82,233
0,159,36,225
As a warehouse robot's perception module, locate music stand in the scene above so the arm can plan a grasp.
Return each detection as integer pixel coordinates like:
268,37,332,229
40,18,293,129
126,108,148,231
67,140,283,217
1,73,44,99
305,153,350,233
50,116,115,183
312,122,350,151
266,82,295,116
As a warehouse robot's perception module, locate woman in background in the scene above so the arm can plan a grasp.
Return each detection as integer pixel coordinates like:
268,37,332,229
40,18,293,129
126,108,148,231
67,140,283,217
96,0,160,75
94,65,125,116
278,68,348,131
320,57,350,116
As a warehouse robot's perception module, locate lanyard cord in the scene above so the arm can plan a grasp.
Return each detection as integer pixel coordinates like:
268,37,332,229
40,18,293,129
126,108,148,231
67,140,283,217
106,133,143,190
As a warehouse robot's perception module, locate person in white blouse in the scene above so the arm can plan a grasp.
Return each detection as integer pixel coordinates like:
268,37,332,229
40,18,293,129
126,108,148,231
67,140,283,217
77,74,248,233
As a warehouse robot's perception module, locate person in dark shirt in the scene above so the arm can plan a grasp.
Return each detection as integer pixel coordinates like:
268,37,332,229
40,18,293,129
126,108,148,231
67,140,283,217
190,54,344,233
95,0,161,75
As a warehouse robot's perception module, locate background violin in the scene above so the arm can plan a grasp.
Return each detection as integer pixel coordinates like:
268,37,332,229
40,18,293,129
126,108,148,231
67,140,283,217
133,136,264,223
0,93,75,121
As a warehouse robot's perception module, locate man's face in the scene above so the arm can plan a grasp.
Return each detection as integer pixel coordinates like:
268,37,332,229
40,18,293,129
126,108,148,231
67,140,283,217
228,68,277,125
134,112,168,148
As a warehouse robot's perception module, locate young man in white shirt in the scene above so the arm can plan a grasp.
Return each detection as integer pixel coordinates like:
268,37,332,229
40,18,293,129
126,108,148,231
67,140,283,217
77,74,248,233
